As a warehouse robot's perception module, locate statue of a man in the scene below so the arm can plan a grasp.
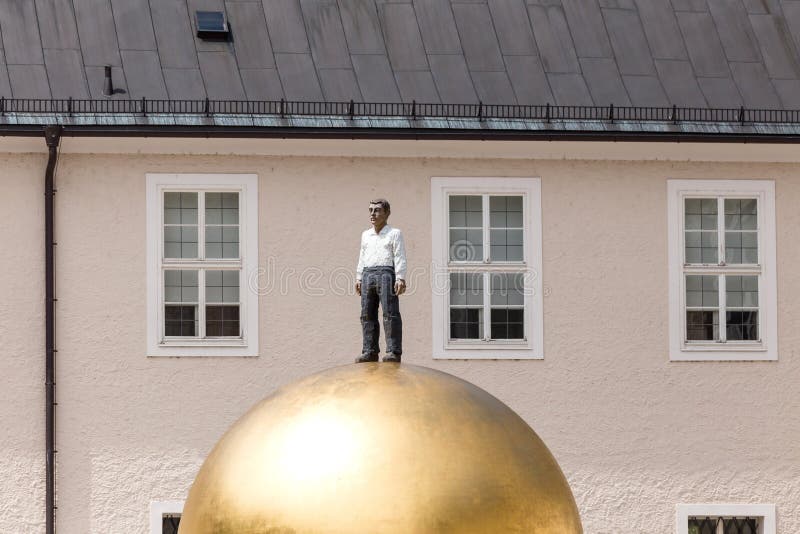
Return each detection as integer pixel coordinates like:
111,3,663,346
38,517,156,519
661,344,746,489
355,198,407,363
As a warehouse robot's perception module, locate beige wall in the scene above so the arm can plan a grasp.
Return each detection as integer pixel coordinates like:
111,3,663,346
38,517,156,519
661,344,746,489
2,145,799,533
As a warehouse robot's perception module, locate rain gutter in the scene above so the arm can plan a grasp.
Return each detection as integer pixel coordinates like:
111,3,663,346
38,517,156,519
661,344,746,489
3,124,800,143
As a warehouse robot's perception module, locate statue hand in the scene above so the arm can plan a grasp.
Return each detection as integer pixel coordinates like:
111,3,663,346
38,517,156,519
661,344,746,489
355,281,362,296
394,279,406,296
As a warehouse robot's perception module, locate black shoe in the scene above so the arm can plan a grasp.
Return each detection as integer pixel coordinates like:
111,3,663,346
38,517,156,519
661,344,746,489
382,353,401,363
355,353,379,363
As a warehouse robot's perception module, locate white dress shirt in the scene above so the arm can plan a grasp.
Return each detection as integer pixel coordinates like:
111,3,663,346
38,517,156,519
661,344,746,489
356,224,407,281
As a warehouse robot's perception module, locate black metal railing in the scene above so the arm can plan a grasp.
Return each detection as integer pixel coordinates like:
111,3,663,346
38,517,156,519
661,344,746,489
2,97,800,125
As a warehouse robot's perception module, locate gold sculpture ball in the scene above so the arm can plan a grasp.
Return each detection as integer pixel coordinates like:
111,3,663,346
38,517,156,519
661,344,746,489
179,363,583,533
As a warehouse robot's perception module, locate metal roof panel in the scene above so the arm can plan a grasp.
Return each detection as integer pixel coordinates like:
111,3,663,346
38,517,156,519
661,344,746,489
318,67,363,101
504,55,553,105
528,4,580,73
44,49,89,98
339,0,385,54
151,0,198,68
275,52,324,100
0,0,44,65
352,54,401,102
240,68,285,101
111,0,158,51
73,0,121,66
414,0,461,54
487,0,538,56
580,57,631,106
122,50,169,99
301,0,352,69
452,3,505,71
227,2,275,69
380,3,428,70
8,64,51,99
394,70,441,103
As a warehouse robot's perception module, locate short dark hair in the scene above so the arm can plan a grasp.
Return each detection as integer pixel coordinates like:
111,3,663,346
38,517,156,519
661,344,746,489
369,198,390,212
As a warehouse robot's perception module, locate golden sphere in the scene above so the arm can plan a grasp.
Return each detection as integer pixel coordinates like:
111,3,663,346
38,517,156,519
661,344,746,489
179,364,582,533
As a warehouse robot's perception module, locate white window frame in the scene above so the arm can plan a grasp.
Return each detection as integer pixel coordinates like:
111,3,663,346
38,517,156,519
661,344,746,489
149,500,184,534
431,177,543,359
676,503,776,534
667,180,777,361
146,173,259,357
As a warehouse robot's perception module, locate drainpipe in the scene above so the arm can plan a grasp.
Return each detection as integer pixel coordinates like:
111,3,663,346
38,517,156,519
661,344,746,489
44,125,61,534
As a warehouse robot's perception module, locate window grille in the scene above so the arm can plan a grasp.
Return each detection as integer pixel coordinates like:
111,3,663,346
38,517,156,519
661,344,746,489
162,513,180,534
689,516,759,534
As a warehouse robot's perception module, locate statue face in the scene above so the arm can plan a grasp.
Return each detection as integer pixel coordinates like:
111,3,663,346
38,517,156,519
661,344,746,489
368,203,389,228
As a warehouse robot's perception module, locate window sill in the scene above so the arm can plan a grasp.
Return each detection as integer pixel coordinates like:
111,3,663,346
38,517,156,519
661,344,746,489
147,343,257,357
435,345,541,360
671,345,776,361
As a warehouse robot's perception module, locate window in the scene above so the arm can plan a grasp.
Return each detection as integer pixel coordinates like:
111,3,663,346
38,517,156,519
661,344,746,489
668,180,777,361
676,504,775,534
431,177,543,359
149,500,183,534
147,174,258,357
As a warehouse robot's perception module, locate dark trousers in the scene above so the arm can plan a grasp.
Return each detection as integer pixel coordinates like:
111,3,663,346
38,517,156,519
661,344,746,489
360,267,402,356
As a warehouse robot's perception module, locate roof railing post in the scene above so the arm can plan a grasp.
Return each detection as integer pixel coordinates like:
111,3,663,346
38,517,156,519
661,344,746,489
1,96,5,116
671,104,678,124
411,99,416,120
67,97,73,117
204,98,210,117
349,99,354,119
477,100,483,119
141,97,147,117
545,102,550,123
609,103,614,123
280,98,285,118
739,105,745,125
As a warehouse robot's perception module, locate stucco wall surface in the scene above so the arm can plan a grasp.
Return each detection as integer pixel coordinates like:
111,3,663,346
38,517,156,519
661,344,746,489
2,148,799,533
0,154,47,533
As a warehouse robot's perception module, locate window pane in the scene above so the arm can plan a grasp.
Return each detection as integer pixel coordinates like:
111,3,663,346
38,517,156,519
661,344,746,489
164,270,198,302
726,275,758,307
726,310,759,340
449,195,482,227
686,310,719,341
490,272,524,306
205,192,240,259
685,198,717,229
164,194,198,258
450,272,483,306
450,308,483,339
489,196,523,263
206,305,240,337
725,198,757,231
726,231,757,265
686,275,718,307
206,270,240,303
165,305,197,336
491,308,524,339
449,229,482,261
685,230,717,264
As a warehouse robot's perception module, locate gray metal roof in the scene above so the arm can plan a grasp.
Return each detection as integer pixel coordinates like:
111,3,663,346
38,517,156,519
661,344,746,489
3,0,800,109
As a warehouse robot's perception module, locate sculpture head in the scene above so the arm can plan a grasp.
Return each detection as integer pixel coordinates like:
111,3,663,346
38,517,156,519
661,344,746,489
369,198,390,231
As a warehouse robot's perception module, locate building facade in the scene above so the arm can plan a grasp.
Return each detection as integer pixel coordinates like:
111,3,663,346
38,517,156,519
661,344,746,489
0,1,799,533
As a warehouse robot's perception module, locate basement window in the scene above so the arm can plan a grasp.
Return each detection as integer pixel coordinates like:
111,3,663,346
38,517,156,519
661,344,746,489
196,11,229,40
676,504,775,534
149,501,184,534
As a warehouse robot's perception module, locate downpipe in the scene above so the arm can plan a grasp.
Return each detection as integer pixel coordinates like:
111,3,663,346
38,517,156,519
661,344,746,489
44,125,61,534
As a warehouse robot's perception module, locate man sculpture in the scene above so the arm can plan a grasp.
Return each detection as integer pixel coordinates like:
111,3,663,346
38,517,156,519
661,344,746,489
355,199,407,363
